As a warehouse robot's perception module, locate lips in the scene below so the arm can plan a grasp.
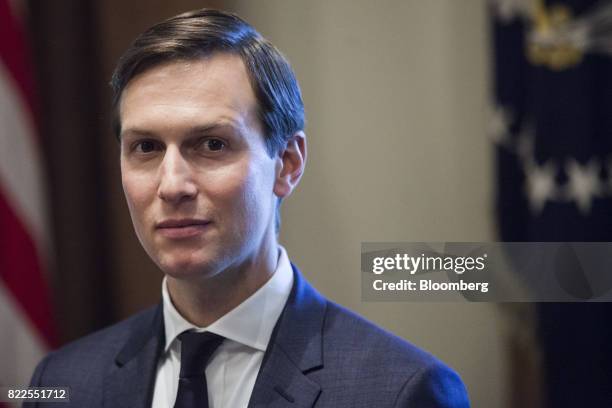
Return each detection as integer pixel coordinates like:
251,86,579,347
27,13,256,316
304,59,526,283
155,219,211,239
157,219,210,228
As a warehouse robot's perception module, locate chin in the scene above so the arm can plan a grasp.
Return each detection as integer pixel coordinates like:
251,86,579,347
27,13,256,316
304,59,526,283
157,255,223,281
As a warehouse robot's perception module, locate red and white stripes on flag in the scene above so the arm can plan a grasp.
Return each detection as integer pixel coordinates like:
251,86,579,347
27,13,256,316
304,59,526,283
0,0,55,405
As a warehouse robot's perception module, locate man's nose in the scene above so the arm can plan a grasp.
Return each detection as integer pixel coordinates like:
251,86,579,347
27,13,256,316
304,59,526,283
157,146,198,204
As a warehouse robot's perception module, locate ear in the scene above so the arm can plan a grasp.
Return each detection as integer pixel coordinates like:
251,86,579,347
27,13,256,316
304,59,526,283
273,131,307,198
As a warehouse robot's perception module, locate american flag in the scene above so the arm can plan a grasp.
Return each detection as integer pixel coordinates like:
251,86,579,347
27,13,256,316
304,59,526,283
0,0,56,406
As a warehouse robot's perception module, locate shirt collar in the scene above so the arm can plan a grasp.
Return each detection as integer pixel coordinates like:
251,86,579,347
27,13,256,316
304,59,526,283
161,246,294,352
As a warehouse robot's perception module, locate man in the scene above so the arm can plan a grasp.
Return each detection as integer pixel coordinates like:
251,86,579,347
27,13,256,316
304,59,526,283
26,9,469,408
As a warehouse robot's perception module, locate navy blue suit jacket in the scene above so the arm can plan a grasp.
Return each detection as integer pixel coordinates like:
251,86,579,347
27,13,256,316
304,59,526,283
26,266,470,407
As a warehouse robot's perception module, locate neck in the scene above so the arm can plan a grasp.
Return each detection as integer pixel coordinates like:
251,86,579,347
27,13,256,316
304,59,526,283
166,239,279,327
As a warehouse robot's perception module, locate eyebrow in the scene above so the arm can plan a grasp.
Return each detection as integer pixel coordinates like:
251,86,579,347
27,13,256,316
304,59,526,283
120,122,243,140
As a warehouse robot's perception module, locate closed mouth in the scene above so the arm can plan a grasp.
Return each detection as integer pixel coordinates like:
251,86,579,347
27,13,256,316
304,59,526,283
156,219,211,229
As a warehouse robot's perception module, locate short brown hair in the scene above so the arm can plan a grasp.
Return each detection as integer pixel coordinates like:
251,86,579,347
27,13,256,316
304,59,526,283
110,8,305,157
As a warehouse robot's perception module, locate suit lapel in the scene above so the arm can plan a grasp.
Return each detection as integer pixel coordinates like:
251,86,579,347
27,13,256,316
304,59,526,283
248,265,327,408
100,266,327,408
103,304,165,408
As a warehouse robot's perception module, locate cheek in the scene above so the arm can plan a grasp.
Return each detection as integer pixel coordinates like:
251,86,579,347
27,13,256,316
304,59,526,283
121,172,154,225
205,158,275,225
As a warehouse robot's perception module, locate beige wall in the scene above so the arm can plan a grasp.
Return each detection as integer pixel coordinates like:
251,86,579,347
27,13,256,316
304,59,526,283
233,1,506,407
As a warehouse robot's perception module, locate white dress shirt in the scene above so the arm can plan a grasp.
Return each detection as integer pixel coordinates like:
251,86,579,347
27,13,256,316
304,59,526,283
151,246,294,408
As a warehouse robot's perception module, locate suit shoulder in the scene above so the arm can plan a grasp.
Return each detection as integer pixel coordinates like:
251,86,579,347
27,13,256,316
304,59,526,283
37,305,159,378
319,301,469,406
324,300,453,372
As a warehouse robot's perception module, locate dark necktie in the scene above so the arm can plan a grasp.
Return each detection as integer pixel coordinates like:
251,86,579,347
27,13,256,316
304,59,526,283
174,331,224,408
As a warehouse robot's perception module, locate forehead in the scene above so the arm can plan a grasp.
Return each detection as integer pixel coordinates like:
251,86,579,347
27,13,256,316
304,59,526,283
119,53,259,134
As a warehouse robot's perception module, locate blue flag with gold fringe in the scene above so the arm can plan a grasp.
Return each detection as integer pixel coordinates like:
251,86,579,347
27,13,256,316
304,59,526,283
490,0,612,405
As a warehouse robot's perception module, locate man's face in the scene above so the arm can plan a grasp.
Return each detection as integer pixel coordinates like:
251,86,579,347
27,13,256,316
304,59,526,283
119,54,280,280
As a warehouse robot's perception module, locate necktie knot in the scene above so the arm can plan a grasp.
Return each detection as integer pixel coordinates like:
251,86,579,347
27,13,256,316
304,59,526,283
178,331,224,378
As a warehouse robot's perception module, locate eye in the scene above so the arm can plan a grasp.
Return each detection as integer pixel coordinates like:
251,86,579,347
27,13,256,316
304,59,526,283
197,138,227,152
132,139,160,153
